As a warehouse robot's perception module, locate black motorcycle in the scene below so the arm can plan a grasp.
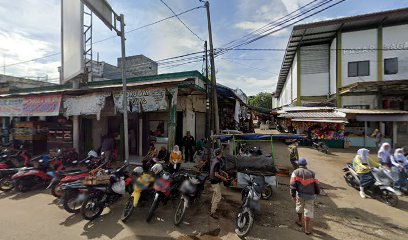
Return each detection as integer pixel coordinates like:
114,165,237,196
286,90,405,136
80,163,132,220
173,172,208,226
61,180,89,213
312,141,329,154
235,174,265,238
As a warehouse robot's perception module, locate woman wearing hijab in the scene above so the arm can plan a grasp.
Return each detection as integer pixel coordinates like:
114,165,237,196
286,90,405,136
169,145,183,173
377,143,392,168
353,148,380,198
391,148,408,190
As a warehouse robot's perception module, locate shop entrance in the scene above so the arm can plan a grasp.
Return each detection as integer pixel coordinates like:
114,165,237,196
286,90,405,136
176,111,183,146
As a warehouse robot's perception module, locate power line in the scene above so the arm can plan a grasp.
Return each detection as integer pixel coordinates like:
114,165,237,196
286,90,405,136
5,6,204,68
218,48,408,51
215,0,345,57
220,58,278,74
159,0,205,42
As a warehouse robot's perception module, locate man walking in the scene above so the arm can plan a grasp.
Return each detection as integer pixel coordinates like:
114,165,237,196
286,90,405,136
209,148,228,219
183,131,195,162
290,158,320,235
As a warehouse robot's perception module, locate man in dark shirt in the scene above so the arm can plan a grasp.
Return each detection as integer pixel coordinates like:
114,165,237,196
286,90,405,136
183,131,195,162
209,148,228,219
157,146,169,163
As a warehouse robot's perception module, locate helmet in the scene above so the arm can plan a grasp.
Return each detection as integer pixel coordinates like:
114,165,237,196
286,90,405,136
151,163,163,175
87,150,98,158
133,166,143,176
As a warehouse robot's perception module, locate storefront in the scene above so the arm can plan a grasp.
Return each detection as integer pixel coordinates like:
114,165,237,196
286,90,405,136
339,108,408,148
277,108,347,148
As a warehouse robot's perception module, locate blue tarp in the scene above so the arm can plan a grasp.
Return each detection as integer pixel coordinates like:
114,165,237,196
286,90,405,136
212,134,305,142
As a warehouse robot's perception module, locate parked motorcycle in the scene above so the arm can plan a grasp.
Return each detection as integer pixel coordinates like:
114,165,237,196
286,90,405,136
47,150,100,198
80,163,132,220
11,151,64,192
146,171,185,222
312,141,329,154
121,171,155,222
235,174,265,237
173,172,208,226
343,163,402,206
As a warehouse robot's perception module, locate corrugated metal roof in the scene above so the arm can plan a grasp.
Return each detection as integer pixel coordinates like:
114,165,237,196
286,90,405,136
338,108,408,115
279,111,346,119
291,118,348,123
281,106,334,112
275,7,408,97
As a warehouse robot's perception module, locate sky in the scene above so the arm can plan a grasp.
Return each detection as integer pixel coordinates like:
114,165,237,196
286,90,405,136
0,0,407,96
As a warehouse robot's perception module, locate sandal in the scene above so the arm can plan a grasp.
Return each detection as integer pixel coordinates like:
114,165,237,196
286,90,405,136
295,221,302,227
305,232,312,235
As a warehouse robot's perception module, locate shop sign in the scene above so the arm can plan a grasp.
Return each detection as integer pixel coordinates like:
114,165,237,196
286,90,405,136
113,88,169,113
63,93,110,120
0,94,62,117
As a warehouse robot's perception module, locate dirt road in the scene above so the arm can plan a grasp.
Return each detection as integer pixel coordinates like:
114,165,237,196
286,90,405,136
0,147,406,240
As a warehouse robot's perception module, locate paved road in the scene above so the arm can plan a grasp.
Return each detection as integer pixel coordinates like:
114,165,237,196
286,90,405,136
0,146,407,240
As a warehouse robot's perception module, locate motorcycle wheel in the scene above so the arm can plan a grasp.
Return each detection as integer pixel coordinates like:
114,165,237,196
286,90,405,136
121,196,134,222
63,190,82,213
235,208,254,238
344,173,356,188
81,194,104,220
174,198,187,226
51,184,64,198
146,195,161,222
261,186,273,200
381,189,399,207
15,180,27,192
0,177,14,192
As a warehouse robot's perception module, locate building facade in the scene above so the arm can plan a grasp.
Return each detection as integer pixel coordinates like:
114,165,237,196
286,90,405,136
274,8,408,147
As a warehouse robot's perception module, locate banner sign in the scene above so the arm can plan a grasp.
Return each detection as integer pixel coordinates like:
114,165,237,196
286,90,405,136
64,93,110,120
113,88,171,113
0,94,62,117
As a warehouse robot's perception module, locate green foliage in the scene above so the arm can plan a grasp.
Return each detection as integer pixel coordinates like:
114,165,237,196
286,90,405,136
249,92,272,110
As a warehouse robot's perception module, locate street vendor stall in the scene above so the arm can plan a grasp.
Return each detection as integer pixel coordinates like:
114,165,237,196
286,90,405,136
211,133,305,199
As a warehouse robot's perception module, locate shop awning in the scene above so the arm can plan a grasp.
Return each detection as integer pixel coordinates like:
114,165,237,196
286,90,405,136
291,118,348,123
278,111,346,119
356,115,408,122
0,94,62,117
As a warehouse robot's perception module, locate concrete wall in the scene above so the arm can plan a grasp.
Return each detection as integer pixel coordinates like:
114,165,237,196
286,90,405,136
117,55,158,78
383,24,408,81
176,95,206,138
342,29,378,85
342,95,377,109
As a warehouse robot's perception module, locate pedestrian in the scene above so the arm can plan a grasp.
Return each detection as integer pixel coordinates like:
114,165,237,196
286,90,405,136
378,142,392,168
289,141,299,169
157,146,169,163
391,148,408,190
169,145,182,173
290,158,320,235
209,148,229,219
101,133,114,163
371,129,383,147
142,144,157,172
353,148,380,198
183,131,195,162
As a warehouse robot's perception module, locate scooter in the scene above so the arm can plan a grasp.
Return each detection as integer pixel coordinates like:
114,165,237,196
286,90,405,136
47,150,101,198
173,172,208,226
312,141,329,154
343,163,402,207
235,174,265,238
146,171,185,222
11,151,64,192
80,163,132,221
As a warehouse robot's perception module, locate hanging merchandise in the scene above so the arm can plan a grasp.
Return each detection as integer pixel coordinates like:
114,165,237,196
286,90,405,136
64,93,110,120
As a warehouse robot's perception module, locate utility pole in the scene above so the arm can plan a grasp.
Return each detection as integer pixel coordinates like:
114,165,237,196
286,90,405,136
204,41,211,138
119,14,129,161
204,1,220,135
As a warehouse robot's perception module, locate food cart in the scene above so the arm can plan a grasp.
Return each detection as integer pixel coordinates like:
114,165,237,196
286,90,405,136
211,133,305,199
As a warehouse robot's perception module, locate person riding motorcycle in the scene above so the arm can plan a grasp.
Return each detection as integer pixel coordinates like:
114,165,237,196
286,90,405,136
353,148,380,198
392,148,408,191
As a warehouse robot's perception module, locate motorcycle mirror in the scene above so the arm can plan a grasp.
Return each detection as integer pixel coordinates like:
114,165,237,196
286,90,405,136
101,152,105,156
72,160,78,165
85,160,90,164
57,149,61,154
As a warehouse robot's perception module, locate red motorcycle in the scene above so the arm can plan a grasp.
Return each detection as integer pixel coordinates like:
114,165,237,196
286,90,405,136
47,150,102,198
11,151,64,192
146,172,186,222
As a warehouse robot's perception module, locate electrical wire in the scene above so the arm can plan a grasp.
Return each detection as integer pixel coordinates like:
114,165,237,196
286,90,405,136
4,6,204,68
159,0,205,42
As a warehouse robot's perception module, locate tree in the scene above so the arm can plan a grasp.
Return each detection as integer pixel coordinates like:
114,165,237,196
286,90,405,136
249,92,272,110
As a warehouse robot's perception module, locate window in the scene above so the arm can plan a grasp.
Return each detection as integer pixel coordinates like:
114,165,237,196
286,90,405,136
384,58,398,75
348,61,370,77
